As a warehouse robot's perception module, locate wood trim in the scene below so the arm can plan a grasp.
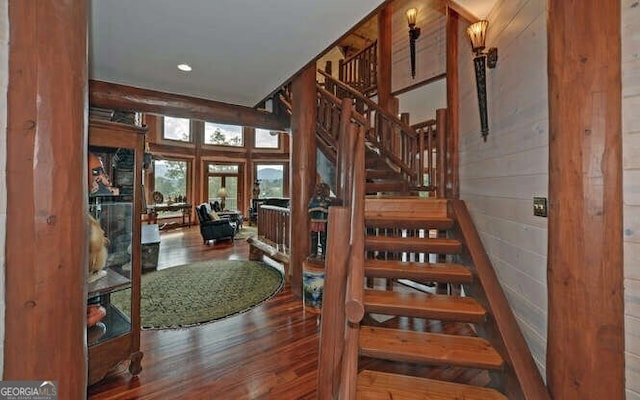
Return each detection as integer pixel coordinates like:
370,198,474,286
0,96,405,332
5,0,88,397
446,6,460,198
89,80,287,131
446,0,478,24
546,1,624,398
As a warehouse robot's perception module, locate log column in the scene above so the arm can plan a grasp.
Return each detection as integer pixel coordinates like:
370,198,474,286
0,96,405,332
6,1,88,398
547,1,623,398
289,65,317,297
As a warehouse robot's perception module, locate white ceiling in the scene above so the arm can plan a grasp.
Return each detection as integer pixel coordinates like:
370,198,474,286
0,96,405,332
455,0,496,19
89,0,385,107
89,0,497,109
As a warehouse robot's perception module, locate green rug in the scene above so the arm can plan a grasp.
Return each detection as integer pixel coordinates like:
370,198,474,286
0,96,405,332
234,225,257,240
111,260,283,329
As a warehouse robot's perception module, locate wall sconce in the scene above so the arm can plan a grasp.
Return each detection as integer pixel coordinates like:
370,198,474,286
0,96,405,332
406,8,421,79
217,187,228,211
467,20,498,142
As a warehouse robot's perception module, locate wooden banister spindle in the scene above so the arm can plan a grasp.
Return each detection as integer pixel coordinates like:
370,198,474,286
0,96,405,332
436,108,447,198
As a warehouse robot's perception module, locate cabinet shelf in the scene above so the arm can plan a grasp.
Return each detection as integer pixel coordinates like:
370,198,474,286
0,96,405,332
88,303,131,346
88,267,131,298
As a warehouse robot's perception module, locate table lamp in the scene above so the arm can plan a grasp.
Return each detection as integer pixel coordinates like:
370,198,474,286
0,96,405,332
217,187,228,211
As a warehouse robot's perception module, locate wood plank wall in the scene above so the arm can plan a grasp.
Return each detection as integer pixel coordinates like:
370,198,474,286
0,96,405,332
457,0,549,376
0,0,7,377
622,1,640,398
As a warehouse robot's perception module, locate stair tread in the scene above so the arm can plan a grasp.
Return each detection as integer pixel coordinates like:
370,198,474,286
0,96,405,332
365,215,454,229
365,236,462,254
364,290,486,323
357,370,507,400
365,198,448,217
364,259,473,283
359,326,504,370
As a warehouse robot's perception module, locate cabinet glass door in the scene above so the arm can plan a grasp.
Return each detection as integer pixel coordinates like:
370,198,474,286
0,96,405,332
87,145,134,345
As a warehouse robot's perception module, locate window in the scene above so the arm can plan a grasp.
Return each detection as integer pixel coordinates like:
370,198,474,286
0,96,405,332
254,128,279,149
163,116,191,142
206,163,240,211
154,159,189,203
204,122,243,147
256,164,284,197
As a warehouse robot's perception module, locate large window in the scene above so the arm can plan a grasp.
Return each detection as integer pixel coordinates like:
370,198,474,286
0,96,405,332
207,164,240,211
204,122,243,147
154,159,189,202
254,128,279,149
256,164,284,197
163,117,191,142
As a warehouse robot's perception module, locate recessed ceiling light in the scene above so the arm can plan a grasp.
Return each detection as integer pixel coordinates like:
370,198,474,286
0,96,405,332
177,64,192,72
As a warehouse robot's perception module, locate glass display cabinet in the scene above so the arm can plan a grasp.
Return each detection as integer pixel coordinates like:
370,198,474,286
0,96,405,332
87,118,146,385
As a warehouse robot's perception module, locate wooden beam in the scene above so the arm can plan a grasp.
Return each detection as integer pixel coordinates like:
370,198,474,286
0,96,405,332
289,65,317,297
547,1,624,399
89,80,287,131
6,1,87,398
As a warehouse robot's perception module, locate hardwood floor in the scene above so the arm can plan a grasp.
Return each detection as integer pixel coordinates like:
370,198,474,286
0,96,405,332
88,226,489,399
89,226,320,400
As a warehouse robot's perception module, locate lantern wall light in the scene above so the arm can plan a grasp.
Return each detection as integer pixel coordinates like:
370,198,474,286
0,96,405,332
406,8,421,79
467,20,498,142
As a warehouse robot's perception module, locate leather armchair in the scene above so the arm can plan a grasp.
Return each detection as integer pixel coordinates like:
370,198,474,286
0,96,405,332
196,203,236,244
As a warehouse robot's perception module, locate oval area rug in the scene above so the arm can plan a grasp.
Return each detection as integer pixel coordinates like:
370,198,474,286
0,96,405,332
111,260,283,329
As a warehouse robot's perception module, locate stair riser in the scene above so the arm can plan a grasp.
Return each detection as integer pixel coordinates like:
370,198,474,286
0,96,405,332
364,269,472,284
365,242,462,254
365,220,454,230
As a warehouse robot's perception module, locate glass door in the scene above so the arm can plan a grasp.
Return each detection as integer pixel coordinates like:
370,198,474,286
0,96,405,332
206,163,241,212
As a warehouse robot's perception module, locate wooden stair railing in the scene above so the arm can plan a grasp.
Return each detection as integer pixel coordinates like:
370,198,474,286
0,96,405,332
317,98,368,399
317,69,447,195
276,71,448,196
247,205,291,279
338,40,378,98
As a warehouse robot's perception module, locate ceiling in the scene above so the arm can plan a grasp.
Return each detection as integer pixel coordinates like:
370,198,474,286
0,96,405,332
89,0,496,109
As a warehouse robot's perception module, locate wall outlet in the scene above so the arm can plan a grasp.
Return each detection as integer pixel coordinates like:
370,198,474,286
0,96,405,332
533,197,548,217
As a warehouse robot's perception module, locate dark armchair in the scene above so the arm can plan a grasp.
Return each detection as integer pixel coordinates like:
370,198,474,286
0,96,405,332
196,203,236,244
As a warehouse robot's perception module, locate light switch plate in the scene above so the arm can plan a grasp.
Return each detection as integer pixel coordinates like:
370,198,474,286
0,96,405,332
533,197,548,217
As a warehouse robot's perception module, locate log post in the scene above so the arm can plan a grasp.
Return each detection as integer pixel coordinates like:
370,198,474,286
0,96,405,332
5,1,88,398
547,1,623,398
289,65,317,296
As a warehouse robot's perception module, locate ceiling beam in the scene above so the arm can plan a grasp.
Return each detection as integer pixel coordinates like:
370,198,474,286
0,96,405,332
89,80,288,131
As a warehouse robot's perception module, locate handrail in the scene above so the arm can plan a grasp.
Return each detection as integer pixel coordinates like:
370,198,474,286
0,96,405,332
317,70,450,195
450,200,551,400
317,96,367,400
319,69,417,136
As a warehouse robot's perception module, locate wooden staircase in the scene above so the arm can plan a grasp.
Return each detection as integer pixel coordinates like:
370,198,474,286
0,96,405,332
272,60,549,399
319,196,550,399
354,197,507,398
364,147,409,195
